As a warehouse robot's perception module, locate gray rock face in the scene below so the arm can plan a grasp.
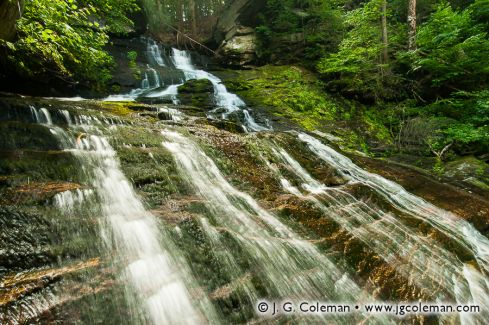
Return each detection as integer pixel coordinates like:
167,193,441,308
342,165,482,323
213,0,266,67
0,0,23,41
218,27,257,67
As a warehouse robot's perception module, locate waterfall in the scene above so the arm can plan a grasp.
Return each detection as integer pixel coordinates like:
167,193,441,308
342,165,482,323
298,133,489,274
145,84,180,104
26,106,216,325
167,48,267,131
99,37,268,131
104,39,167,102
281,133,489,323
75,134,207,324
5,36,487,323
147,38,166,67
29,106,54,124
141,72,150,89
162,42,266,129
161,130,391,324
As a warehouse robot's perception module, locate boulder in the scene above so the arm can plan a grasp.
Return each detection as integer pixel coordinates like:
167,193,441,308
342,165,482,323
178,78,214,93
213,0,266,46
157,110,172,121
218,29,257,67
177,79,215,110
213,0,266,67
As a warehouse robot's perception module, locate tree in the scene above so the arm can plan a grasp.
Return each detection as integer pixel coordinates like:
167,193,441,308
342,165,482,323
408,0,417,50
0,0,138,88
408,3,489,94
381,0,389,63
189,0,197,35
317,0,401,99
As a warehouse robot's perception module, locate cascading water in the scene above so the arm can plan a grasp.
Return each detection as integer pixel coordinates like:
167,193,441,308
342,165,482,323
147,38,166,67
2,34,488,325
166,49,268,131
102,37,268,131
265,133,489,323
22,106,217,324
298,133,489,274
161,130,391,324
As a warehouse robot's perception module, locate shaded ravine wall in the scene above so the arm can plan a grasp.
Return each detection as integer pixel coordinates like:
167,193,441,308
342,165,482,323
0,0,23,41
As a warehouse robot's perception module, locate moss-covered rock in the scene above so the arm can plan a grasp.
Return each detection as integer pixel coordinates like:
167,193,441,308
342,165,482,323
178,79,214,93
213,65,394,153
0,150,80,185
0,122,63,151
177,79,215,110
444,156,489,190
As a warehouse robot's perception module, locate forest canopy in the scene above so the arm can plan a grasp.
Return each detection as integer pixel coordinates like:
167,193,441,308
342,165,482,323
255,0,489,157
0,0,139,87
0,0,487,157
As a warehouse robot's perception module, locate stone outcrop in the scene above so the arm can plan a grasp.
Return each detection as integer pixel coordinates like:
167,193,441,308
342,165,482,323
0,0,23,41
213,0,266,67
217,26,257,67
177,78,215,109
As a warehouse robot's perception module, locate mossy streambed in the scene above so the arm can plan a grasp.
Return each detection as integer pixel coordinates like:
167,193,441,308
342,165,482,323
0,94,488,324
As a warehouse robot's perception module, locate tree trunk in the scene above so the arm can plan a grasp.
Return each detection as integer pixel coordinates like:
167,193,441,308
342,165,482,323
0,0,24,41
176,0,183,31
408,0,417,50
190,0,198,36
381,0,389,64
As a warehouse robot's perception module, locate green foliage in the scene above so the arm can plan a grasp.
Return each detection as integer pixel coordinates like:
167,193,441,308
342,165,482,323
127,50,138,62
317,0,403,100
259,67,338,119
444,123,489,145
412,90,489,154
407,3,489,93
227,66,338,130
127,50,140,79
85,0,139,34
312,0,488,157
470,0,489,30
426,90,489,125
255,0,344,64
0,0,138,88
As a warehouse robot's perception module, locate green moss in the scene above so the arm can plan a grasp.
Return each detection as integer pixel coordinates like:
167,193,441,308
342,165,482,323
223,66,338,131
176,79,214,110
444,156,489,189
116,145,188,207
127,50,141,80
363,109,393,143
110,125,163,148
177,79,214,93
95,101,135,116
0,150,80,184
0,122,63,151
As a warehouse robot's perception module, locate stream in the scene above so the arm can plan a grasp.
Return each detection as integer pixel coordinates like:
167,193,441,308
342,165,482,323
0,37,487,324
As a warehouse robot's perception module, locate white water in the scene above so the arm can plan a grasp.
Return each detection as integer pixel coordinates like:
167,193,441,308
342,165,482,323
32,107,53,124
162,130,389,323
285,133,489,323
156,106,184,122
104,39,166,102
166,49,267,131
54,188,94,213
147,39,166,67
15,91,488,324
299,133,489,273
145,84,180,104
28,107,216,324
100,37,269,131
76,136,211,324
